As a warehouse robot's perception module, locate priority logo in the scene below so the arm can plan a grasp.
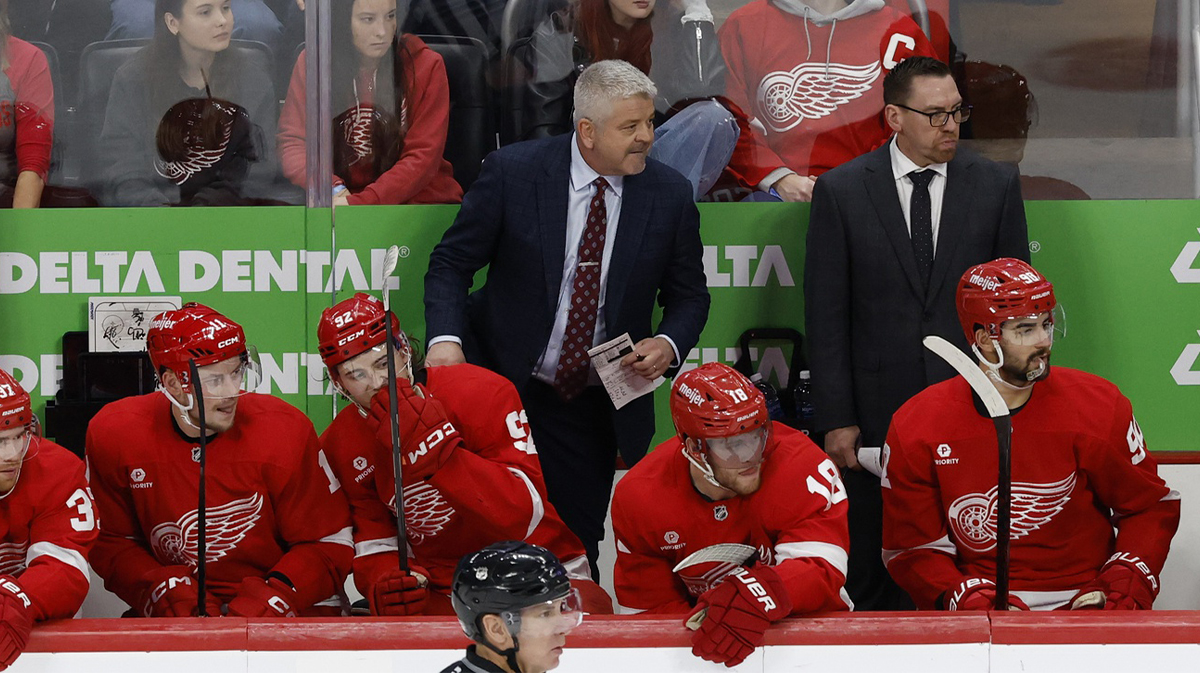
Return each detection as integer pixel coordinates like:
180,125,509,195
934,443,958,466
664,531,679,544
130,468,145,482
713,505,728,522
353,456,368,471
660,530,685,551
130,467,153,489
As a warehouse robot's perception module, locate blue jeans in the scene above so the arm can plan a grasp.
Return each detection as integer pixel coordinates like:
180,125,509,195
650,100,740,201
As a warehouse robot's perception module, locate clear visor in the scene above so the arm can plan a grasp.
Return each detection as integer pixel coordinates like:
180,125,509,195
704,427,769,469
336,342,411,389
0,427,39,463
505,588,584,638
999,307,1066,347
190,347,263,400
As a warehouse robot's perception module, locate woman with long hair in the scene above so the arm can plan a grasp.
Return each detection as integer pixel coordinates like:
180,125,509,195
0,0,53,208
277,0,461,205
100,0,278,206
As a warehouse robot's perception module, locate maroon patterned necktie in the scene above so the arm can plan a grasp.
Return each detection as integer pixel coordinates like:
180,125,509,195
553,177,610,401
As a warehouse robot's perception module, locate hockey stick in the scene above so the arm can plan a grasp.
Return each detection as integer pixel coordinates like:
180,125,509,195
187,359,209,617
379,245,409,572
673,543,760,630
922,336,1012,610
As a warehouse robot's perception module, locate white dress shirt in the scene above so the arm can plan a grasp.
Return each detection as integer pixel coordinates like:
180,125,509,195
889,137,948,253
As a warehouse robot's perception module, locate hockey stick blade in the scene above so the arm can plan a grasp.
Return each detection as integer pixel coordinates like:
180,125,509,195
672,543,759,574
922,335,1013,610
922,336,1009,419
188,359,209,617
380,245,400,312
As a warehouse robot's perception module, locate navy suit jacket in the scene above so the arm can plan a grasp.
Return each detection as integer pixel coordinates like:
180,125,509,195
804,143,1030,447
424,134,710,464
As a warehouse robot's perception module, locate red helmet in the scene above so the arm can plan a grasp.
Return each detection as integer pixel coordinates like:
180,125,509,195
671,363,769,443
957,258,1056,344
317,293,406,373
0,368,32,430
146,303,247,384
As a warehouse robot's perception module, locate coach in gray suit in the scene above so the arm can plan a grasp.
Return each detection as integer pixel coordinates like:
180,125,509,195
804,56,1030,611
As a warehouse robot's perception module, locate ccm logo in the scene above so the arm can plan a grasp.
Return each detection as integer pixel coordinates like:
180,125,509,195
407,423,457,463
338,329,365,346
217,337,240,349
731,567,776,612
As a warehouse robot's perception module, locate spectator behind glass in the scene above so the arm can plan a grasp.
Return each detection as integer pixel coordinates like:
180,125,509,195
717,0,935,202
517,0,737,199
99,0,279,206
107,0,283,50
278,0,462,205
0,0,53,208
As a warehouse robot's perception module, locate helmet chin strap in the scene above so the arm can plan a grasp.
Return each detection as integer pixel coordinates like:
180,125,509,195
972,339,1035,392
682,440,724,489
158,386,207,431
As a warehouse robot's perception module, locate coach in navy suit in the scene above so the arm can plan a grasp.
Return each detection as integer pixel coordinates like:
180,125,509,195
423,60,710,574
805,57,1030,611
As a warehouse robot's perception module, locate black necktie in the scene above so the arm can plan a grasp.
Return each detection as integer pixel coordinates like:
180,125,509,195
908,169,935,287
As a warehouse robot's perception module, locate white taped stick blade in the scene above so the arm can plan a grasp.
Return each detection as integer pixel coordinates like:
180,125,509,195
922,336,1010,419
672,543,758,573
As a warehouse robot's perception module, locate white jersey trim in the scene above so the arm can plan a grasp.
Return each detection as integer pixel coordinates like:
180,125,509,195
28,542,90,585
355,536,399,558
775,541,849,576
615,603,646,615
562,554,593,582
882,534,958,567
506,467,545,539
320,526,355,549
1162,489,1182,502
1012,589,1077,611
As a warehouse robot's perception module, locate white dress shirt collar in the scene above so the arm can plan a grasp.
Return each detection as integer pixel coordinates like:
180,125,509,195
570,134,625,199
889,136,948,182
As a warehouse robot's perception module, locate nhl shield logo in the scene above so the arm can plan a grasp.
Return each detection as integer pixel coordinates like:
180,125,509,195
191,446,202,463
713,505,728,521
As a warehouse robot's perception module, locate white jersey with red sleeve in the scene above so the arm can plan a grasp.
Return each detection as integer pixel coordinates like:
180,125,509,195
718,1,935,188
85,392,353,612
0,440,96,621
320,363,590,595
612,423,851,615
882,368,1180,610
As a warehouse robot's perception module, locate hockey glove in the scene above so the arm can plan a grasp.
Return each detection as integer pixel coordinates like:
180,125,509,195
945,577,1030,611
1070,552,1158,611
227,577,298,618
140,565,201,617
368,565,430,616
0,576,32,670
370,384,460,484
688,565,792,667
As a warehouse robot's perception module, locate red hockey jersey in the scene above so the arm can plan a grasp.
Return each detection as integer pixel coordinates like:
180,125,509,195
320,363,590,595
882,368,1180,610
612,423,851,615
719,0,935,187
86,393,353,613
0,440,95,621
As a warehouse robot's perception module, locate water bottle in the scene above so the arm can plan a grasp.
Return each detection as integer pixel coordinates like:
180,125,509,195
792,370,815,435
750,373,785,421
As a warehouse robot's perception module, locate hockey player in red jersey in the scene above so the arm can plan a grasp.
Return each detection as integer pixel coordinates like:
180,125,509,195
0,368,96,669
612,362,850,667
882,259,1180,611
316,293,611,616
86,303,353,618
718,0,937,201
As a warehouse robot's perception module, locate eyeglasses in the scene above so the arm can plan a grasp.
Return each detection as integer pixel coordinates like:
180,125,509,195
895,104,972,127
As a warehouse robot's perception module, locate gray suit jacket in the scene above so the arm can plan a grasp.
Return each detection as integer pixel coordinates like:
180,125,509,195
804,143,1029,446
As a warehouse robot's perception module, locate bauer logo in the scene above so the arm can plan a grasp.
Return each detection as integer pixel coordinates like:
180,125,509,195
703,245,794,288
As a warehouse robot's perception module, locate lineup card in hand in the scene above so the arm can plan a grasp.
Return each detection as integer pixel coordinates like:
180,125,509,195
588,333,666,410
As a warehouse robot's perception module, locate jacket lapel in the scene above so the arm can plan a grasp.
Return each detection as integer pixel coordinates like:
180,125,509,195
864,146,925,299
604,173,650,331
537,138,572,315
925,152,976,307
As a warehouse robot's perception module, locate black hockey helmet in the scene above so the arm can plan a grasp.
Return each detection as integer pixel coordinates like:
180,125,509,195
452,541,572,642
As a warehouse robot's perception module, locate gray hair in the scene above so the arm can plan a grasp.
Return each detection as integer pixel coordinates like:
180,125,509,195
572,60,658,125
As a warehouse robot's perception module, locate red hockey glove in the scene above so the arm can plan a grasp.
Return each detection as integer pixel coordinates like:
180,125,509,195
688,565,792,667
0,576,32,670
368,566,430,616
945,577,1030,611
140,565,201,617
370,383,459,484
1070,552,1158,611
226,577,298,618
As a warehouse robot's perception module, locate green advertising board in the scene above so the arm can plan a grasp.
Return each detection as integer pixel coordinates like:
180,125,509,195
2,200,1198,452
